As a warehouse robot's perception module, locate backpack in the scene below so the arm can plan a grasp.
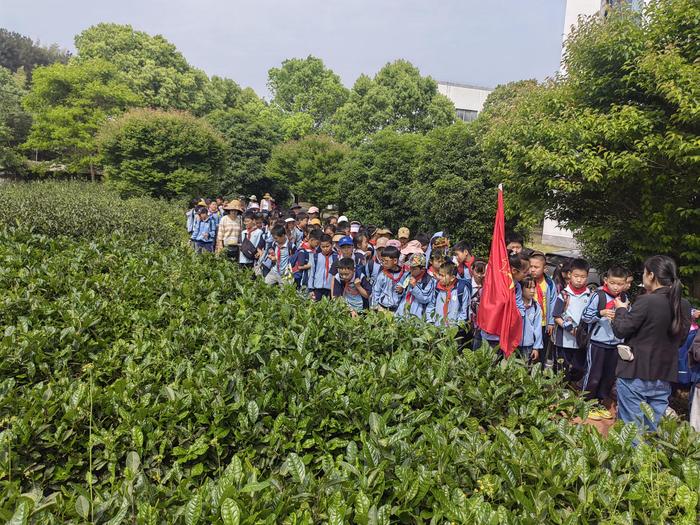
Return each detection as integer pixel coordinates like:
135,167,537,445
562,288,606,350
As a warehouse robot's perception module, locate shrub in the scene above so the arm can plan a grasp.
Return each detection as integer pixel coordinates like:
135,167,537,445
0,181,185,246
1,229,698,523
98,108,227,199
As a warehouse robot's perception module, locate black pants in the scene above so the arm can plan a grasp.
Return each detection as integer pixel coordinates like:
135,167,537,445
558,345,586,383
582,342,618,401
313,289,331,301
226,246,240,260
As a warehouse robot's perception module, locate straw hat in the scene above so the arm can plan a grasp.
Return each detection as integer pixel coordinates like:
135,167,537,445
223,199,243,212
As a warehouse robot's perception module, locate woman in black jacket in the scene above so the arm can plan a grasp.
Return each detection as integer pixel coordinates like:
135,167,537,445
612,255,691,431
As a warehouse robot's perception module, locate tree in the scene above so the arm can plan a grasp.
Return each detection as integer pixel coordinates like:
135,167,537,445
23,59,139,178
0,66,31,173
268,56,348,129
0,28,70,83
339,129,424,227
331,60,455,145
478,0,700,291
98,109,227,198
206,101,283,197
74,23,212,115
265,134,349,207
412,122,498,256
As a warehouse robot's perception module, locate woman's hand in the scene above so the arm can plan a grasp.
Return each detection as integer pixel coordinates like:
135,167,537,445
614,297,630,310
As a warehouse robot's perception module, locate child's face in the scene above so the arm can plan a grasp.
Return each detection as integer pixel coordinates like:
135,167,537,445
438,270,455,287
273,234,286,245
298,218,308,228
506,242,523,254
522,283,536,302
340,245,353,258
529,257,546,280
410,266,423,277
473,269,485,285
255,218,263,227
511,260,530,282
455,249,469,263
198,211,209,220
209,203,218,213
324,227,334,236
320,242,333,255
430,257,442,270
243,217,253,227
338,267,354,281
309,238,320,249
624,275,633,292
605,276,627,295
358,238,368,251
399,238,408,248
382,256,399,270
570,269,589,289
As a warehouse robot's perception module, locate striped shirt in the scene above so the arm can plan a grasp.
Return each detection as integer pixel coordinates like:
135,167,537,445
216,215,242,248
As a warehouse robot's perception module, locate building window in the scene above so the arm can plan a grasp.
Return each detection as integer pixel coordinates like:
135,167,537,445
455,108,478,122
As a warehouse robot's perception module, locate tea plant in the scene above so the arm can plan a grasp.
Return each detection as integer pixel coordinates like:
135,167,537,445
0,229,698,524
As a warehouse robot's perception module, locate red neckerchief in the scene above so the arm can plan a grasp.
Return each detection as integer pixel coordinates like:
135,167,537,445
466,255,474,271
343,277,360,296
602,284,619,309
428,265,438,278
437,279,457,325
382,267,405,284
535,276,545,307
324,253,331,281
569,284,588,295
406,270,426,305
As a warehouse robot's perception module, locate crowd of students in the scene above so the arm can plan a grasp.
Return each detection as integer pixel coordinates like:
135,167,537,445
186,194,700,432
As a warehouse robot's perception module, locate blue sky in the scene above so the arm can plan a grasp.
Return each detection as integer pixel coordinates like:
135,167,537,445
3,0,568,97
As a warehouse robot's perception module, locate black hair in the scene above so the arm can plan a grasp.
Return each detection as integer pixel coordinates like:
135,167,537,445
509,252,529,270
521,275,537,289
337,257,355,270
353,232,368,247
453,241,471,254
529,251,546,262
324,224,336,234
505,231,524,247
472,259,487,274
382,246,400,260
570,258,590,273
271,225,286,238
553,260,571,291
195,206,208,215
606,265,628,279
643,255,687,336
189,198,199,209
439,261,457,276
430,251,445,262
309,229,323,241
320,234,333,244
336,221,349,231
415,233,430,247
296,211,308,221
243,211,255,220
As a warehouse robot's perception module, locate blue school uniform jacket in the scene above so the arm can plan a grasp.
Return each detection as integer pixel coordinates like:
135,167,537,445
191,217,216,244
261,240,292,275
426,279,471,327
371,267,408,311
552,285,593,349
396,272,435,320
521,301,544,349
290,247,312,287
365,256,383,286
239,227,264,264
331,274,372,310
580,288,623,346
186,209,196,234
308,251,339,291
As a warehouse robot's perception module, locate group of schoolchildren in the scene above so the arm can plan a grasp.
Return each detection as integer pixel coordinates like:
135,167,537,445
187,194,697,422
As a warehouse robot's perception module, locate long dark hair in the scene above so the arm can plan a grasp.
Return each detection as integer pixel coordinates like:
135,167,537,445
643,255,686,336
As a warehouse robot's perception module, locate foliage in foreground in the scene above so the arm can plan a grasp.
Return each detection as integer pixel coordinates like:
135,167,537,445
1,229,699,524
0,181,184,246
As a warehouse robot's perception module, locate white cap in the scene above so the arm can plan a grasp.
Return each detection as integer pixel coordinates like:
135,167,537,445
284,217,296,223
338,215,349,223
350,223,360,233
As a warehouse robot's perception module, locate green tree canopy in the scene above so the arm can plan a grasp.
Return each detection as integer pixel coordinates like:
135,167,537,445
265,134,350,207
98,109,227,198
267,56,349,129
74,23,237,115
479,0,700,289
331,60,455,145
0,66,31,172
23,59,139,176
206,101,283,197
0,28,70,83
339,129,424,227
411,122,498,256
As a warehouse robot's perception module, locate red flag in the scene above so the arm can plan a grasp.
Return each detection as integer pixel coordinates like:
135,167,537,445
477,186,522,357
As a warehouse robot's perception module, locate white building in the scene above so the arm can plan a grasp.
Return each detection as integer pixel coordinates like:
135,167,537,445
437,81,492,122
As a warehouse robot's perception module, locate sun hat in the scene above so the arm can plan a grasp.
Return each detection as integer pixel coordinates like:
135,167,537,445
338,236,354,247
249,195,257,201
409,253,427,267
284,217,296,223
338,215,349,223
401,239,423,256
332,234,344,243
386,239,402,250
310,218,322,226
308,206,320,214
223,199,244,212
375,237,389,248
398,227,410,240
376,228,393,236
